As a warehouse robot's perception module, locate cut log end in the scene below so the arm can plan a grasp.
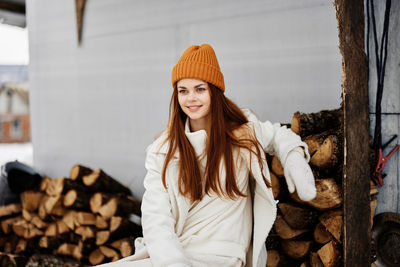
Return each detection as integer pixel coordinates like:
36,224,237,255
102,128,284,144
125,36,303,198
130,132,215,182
319,209,343,242
291,178,342,210
310,135,339,169
310,252,324,267
0,203,22,218
40,176,51,192
82,169,132,195
281,240,312,260
274,215,308,239
75,226,95,241
56,243,82,261
314,222,332,245
110,238,134,258
89,248,105,265
96,230,110,246
20,191,43,212
56,220,70,235
96,215,108,229
2,216,22,234
62,210,77,231
90,193,103,213
45,177,65,196
98,198,118,219
291,112,301,135
99,245,118,258
70,165,81,180
291,109,343,138
45,223,57,236
64,190,78,207
39,236,49,248
120,240,133,257
317,241,340,267
76,212,96,226
70,164,93,181
83,169,102,186
278,202,318,230
110,216,123,232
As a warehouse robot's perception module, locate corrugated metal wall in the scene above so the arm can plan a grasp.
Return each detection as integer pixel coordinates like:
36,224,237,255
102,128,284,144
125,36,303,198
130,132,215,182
27,0,341,199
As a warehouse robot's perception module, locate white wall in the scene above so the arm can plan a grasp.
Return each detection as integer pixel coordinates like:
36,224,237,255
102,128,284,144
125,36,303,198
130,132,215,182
27,0,341,199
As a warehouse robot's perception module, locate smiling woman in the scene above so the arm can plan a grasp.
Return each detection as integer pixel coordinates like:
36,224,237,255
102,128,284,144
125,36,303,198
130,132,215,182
97,44,317,267
177,79,211,132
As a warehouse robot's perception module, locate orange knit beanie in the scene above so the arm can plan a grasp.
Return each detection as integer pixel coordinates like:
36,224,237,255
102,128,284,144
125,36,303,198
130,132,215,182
171,44,225,92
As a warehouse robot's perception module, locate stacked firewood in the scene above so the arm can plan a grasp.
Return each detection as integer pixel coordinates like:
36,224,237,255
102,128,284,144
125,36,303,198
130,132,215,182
266,108,378,267
0,165,142,266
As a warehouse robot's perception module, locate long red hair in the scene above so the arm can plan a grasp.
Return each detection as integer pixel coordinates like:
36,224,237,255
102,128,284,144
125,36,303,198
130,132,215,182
161,83,270,202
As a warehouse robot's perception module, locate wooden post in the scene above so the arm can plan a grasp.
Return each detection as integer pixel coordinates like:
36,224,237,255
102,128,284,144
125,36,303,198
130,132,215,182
335,0,371,266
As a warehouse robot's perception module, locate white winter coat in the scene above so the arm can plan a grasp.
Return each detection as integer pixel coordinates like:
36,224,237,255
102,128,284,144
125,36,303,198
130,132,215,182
100,109,309,267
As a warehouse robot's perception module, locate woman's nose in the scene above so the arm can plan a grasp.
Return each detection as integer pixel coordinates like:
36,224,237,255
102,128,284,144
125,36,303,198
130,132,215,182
188,90,197,100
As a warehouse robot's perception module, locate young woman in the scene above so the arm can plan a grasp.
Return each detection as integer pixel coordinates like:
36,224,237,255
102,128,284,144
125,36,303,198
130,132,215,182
98,44,316,267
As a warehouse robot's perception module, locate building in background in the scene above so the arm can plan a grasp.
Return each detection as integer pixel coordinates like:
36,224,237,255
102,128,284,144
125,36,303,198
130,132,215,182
0,65,28,84
0,82,30,143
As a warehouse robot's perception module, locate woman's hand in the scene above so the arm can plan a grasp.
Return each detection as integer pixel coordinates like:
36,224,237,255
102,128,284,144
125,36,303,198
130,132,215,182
283,150,316,201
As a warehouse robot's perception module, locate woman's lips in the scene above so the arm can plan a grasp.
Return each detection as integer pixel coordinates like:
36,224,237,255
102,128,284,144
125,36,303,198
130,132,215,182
187,105,202,112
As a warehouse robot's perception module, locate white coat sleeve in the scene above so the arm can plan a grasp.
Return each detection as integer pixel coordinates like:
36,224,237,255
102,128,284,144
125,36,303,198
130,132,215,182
141,144,191,267
242,108,310,166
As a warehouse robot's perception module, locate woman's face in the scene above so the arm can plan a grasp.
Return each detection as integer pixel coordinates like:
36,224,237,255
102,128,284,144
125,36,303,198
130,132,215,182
177,78,211,129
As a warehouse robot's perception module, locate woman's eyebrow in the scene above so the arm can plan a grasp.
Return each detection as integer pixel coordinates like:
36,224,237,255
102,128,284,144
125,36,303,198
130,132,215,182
178,83,206,89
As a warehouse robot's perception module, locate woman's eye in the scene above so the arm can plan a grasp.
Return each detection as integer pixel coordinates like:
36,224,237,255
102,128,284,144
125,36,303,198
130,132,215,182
178,90,187,94
197,88,205,92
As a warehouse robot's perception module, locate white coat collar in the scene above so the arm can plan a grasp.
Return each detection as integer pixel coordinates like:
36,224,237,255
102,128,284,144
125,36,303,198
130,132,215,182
184,118,208,158
148,118,208,158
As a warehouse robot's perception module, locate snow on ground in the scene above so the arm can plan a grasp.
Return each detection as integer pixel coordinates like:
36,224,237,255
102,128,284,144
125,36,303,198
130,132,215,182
0,142,33,168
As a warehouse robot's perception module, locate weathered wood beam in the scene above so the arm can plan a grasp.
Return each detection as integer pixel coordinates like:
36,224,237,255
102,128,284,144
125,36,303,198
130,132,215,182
335,0,371,266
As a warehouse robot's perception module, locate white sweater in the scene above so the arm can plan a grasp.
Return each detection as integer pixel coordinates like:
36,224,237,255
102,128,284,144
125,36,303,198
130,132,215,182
178,118,252,266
